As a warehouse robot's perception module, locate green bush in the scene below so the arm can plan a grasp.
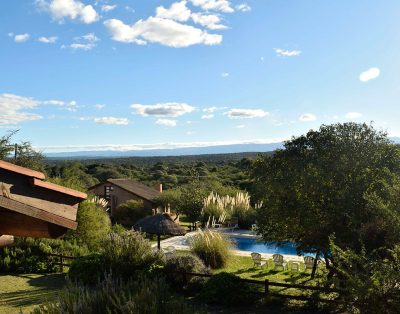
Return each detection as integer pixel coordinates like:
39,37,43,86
0,237,87,274
164,253,209,291
113,199,149,226
190,230,232,269
68,254,104,285
201,272,258,306
68,231,164,284
33,274,197,314
67,201,111,251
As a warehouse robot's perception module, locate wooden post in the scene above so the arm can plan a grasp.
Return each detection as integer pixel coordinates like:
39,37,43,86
157,234,161,250
14,144,17,161
60,255,63,273
264,279,269,295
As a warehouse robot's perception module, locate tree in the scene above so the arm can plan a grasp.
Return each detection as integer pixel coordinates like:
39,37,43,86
67,201,111,251
251,123,400,276
114,199,148,225
153,189,183,220
0,130,44,171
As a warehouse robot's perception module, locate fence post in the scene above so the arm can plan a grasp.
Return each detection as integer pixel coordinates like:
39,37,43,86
60,255,63,273
264,279,269,296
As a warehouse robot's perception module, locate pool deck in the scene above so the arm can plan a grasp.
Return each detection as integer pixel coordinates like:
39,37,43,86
158,229,306,262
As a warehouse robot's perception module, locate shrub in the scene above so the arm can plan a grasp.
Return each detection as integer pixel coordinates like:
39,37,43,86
113,199,149,226
33,274,197,314
331,242,400,314
68,231,164,283
67,201,111,251
201,272,258,306
164,253,209,291
68,254,104,285
190,230,232,269
0,237,87,274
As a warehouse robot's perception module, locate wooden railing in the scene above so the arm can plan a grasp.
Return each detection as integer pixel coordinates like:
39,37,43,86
48,253,75,272
47,254,341,303
174,271,341,303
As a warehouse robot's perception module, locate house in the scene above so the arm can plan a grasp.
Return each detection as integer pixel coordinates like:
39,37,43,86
0,160,87,247
88,179,162,217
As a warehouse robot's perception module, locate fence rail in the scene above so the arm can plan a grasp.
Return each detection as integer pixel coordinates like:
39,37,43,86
48,254,341,303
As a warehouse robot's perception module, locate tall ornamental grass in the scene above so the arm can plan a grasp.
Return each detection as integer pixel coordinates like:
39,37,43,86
190,230,232,269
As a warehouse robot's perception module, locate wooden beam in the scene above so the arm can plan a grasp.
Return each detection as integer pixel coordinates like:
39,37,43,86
31,178,87,200
0,196,77,230
0,235,14,247
0,211,68,238
0,160,45,180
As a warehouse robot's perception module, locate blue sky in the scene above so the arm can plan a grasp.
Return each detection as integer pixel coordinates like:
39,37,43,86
1,0,400,152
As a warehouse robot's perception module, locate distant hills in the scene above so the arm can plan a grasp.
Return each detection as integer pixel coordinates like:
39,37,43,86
45,142,284,159
44,137,400,160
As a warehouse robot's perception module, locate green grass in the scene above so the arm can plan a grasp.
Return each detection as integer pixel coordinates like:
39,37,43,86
0,273,65,314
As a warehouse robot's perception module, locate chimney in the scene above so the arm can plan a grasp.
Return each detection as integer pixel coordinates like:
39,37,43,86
154,183,162,193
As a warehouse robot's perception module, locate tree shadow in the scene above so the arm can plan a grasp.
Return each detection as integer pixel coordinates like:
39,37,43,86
0,274,65,309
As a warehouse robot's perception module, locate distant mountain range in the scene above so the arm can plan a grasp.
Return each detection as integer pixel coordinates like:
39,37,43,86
44,137,400,159
45,142,284,159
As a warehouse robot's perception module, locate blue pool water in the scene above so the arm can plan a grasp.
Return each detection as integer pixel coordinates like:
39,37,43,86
231,236,311,256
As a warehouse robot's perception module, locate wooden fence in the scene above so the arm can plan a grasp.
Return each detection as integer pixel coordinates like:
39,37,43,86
48,254,341,303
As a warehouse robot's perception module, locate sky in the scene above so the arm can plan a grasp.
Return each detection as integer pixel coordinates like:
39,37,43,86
1,0,400,153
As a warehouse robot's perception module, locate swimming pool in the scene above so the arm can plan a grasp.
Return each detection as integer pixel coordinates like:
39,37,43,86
230,236,310,256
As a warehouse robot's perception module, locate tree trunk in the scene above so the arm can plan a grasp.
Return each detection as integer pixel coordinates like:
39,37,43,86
311,250,320,279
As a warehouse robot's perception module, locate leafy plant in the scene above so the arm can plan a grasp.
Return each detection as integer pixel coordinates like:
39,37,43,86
33,273,198,314
201,272,258,306
164,253,210,291
113,199,148,226
190,230,232,269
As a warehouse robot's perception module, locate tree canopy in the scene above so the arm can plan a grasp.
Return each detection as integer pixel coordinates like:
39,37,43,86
251,123,400,261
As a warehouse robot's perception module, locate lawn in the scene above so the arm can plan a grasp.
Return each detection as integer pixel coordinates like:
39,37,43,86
0,273,65,314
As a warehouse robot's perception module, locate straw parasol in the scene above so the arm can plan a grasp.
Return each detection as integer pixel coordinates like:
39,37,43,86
134,213,186,250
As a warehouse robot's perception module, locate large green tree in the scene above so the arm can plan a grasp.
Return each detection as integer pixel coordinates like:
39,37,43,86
251,123,400,273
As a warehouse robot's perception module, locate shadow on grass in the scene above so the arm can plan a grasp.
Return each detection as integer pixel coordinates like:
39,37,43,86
0,273,65,309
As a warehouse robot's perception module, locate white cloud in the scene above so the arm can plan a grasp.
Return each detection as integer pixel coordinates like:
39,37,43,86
274,48,301,57
235,3,251,12
14,33,30,42
156,1,191,22
0,93,41,125
39,138,286,153
201,114,214,119
203,106,217,113
0,93,77,125
94,117,129,125
101,4,116,12
190,0,234,13
38,36,58,43
156,118,177,127
191,12,227,30
221,72,229,77
95,104,105,109
37,0,98,24
345,112,363,119
359,67,380,82
299,113,316,122
235,124,245,128
64,32,99,50
131,102,195,117
224,108,269,119
104,17,222,47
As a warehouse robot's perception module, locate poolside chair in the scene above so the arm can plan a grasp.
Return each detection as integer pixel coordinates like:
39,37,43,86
272,254,288,271
251,252,267,268
228,217,239,230
304,256,316,272
291,262,300,272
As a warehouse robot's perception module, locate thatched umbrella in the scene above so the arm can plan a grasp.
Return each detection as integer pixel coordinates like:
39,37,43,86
134,213,186,250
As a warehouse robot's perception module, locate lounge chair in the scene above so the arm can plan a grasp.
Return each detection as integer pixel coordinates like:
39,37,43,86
228,217,239,230
291,262,300,272
251,252,267,268
304,256,316,271
273,254,288,271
